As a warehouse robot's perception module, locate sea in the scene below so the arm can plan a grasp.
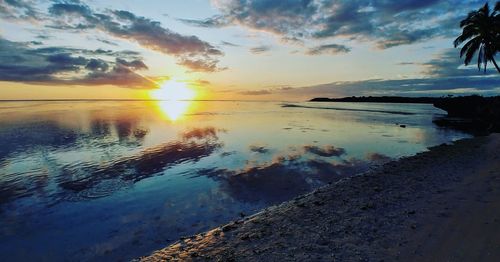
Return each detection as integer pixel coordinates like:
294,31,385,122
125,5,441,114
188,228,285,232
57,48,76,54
0,100,470,261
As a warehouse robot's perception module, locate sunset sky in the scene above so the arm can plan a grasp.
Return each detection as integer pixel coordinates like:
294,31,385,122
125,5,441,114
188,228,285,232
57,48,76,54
1,0,499,100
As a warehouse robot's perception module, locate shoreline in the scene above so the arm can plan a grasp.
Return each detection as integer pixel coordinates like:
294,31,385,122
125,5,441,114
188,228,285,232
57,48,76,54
141,134,500,261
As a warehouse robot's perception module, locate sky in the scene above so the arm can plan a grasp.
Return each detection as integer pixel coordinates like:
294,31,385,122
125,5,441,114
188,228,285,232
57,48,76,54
0,0,499,101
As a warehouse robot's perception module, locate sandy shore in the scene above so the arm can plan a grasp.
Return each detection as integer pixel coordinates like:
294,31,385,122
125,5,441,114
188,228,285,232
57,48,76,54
141,134,500,261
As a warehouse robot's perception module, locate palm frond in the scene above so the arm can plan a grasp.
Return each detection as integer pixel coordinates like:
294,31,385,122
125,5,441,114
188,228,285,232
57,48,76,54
454,29,478,47
460,38,480,57
464,40,481,65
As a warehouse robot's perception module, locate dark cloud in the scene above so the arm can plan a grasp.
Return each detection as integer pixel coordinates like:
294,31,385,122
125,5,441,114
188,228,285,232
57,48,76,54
177,58,224,72
194,0,485,50
177,15,227,28
35,34,52,40
421,48,498,77
116,58,148,70
221,41,240,47
47,2,224,72
249,45,271,54
0,0,41,20
375,28,444,49
0,37,154,88
85,58,110,72
306,44,351,55
95,37,119,46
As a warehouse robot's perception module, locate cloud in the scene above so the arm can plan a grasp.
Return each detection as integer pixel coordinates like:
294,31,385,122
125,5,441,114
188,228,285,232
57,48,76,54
249,45,271,54
237,49,500,97
306,44,351,55
239,90,272,95
186,0,485,50
0,0,41,21
284,76,500,98
420,48,498,77
95,37,119,46
292,76,500,97
2,1,224,73
238,85,295,95
0,37,155,88
221,41,240,47
177,58,225,72
177,15,227,28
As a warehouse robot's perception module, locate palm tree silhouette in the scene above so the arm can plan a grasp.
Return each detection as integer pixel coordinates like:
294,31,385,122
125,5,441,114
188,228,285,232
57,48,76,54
454,2,500,74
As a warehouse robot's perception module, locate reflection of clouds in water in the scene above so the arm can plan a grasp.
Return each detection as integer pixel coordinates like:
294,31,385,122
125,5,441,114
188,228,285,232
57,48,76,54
0,127,222,206
249,144,270,154
0,116,149,205
181,127,225,141
115,119,148,142
220,151,236,157
303,144,345,157
197,145,391,204
365,152,393,164
0,121,78,162
60,127,223,197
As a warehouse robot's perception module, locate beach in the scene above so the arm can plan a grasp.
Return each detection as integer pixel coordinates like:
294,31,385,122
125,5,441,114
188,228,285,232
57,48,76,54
142,133,500,261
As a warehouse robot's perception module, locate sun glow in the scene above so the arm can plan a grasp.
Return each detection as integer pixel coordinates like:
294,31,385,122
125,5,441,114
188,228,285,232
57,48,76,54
150,80,196,101
149,80,197,121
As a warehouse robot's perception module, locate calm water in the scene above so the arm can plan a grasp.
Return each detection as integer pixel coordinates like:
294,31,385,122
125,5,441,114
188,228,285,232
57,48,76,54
0,100,469,261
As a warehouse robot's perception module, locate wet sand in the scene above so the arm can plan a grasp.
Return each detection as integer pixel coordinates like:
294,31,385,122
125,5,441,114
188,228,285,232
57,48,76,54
141,134,500,261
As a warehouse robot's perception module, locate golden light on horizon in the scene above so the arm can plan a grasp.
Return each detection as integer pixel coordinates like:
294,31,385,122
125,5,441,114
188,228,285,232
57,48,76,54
150,80,196,101
149,79,197,121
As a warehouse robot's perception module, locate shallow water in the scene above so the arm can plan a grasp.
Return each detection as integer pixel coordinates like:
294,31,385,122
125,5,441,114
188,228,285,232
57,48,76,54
0,100,469,261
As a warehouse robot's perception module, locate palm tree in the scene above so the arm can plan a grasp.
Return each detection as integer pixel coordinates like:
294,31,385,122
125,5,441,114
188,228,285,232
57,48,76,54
454,2,500,74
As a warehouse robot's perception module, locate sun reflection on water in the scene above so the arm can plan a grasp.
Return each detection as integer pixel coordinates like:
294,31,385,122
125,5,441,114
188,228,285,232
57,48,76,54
149,80,197,121
156,100,192,121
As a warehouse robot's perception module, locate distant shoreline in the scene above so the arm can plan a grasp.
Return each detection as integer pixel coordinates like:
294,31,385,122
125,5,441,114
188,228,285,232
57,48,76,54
311,96,500,134
309,96,443,104
141,134,500,261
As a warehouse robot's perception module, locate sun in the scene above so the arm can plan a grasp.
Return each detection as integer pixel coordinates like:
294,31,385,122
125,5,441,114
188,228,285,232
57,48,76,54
150,80,196,101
